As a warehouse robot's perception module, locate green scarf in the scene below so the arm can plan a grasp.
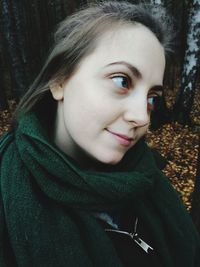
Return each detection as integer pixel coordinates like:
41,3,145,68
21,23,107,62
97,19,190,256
0,112,199,267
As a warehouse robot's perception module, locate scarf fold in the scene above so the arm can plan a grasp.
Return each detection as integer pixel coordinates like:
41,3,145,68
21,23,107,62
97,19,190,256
0,112,200,267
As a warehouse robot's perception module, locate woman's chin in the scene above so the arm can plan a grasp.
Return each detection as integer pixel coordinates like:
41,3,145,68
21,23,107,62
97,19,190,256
94,151,125,166
73,146,126,169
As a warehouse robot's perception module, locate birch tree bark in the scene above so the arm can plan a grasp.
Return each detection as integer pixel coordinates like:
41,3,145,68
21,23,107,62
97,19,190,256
150,0,163,4
174,0,200,124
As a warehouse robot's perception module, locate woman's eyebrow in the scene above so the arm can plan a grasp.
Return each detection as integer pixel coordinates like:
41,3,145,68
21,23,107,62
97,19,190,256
105,61,142,79
104,61,164,90
150,85,164,92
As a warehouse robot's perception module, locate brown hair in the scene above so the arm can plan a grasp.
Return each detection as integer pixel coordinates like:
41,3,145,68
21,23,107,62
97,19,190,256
13,0,174,125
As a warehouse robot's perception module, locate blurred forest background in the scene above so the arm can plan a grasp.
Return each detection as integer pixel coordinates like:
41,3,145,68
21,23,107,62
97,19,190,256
0,0,199,228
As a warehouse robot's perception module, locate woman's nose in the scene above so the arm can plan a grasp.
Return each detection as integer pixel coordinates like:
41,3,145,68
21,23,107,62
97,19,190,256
123,97,150,127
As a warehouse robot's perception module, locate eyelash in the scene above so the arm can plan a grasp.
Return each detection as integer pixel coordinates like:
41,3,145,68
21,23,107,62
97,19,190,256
111,74,131,91
147,94,162,112
110,74,162,111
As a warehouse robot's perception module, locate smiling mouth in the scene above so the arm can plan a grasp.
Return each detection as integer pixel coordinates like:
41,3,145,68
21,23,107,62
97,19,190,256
105,129,133,146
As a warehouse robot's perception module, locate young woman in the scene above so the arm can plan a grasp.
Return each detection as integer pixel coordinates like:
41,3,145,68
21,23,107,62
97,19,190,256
0,1,199,266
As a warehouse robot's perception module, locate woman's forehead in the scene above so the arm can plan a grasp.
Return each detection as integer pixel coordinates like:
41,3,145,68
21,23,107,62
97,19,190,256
77,24,165,82
94,23,163,54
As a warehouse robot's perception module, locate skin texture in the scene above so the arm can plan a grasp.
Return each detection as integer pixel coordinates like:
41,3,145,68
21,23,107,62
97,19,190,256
50,23,165,169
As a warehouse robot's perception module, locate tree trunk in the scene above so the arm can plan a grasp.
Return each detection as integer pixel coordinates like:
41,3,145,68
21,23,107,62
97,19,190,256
0,0,29,100
150,93,171,130
150,0,163,4
0,47,8,110
0,88,8,111
173,0,200,124
0,59,8,110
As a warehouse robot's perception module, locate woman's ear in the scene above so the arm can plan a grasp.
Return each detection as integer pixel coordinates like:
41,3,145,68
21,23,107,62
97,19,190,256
49,83,64,101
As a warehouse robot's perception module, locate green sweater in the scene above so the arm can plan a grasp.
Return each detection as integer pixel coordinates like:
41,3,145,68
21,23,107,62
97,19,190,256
0,112,200,266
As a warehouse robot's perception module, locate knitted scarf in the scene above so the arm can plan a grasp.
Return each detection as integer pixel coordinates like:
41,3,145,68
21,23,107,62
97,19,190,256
0,112,199,267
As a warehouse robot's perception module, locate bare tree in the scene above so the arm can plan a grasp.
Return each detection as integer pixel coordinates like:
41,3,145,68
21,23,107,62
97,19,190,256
0,59,8,110
150,0,163,4
0,0,30,100
174,0,200,124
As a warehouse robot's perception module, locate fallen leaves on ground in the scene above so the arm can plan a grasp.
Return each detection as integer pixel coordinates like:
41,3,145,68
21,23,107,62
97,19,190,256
0,101,16,134
146,123,199,210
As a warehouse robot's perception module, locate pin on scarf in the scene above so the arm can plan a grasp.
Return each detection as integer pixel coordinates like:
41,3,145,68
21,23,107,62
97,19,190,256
105,217,154,254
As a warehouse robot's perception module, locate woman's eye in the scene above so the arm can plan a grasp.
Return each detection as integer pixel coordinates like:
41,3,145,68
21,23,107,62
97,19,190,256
147,95,161,111
111,76,130,89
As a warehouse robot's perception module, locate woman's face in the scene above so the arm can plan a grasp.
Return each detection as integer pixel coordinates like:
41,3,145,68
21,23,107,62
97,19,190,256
51,23,165,167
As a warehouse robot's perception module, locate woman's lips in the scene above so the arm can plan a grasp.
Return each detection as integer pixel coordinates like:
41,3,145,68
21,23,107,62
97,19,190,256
106,129,133,146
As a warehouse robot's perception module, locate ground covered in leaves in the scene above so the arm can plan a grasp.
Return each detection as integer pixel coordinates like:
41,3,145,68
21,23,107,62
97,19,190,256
0,95,200,211
147,124,198,210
